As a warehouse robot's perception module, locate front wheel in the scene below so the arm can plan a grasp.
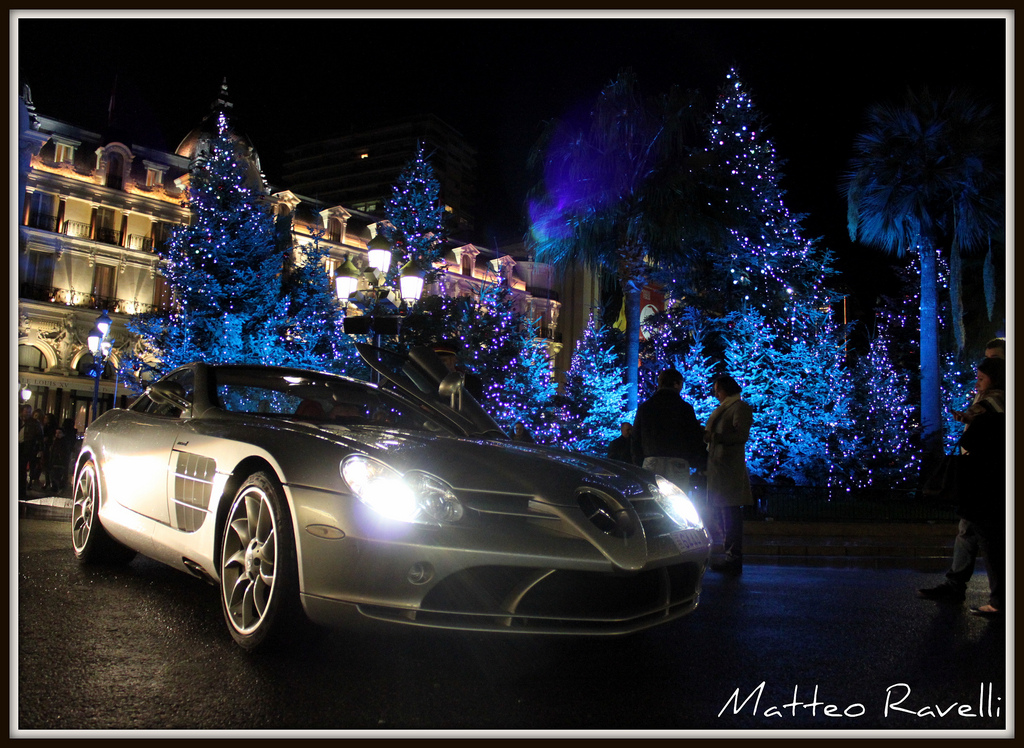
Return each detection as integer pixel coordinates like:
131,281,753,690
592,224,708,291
219,471,303,651
71,460,136,564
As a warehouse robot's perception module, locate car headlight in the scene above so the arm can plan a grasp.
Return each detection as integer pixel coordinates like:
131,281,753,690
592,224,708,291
341,455,464,525
652,475,704,530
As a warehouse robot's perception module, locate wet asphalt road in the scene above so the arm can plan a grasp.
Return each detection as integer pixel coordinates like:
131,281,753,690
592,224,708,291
15,516,1009,734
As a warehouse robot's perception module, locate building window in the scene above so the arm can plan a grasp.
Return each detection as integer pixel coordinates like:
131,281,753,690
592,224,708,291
327,217,343,243
55,142,75,164
18,344,46,372
26,191,58,232
144,161,167,187
152,273,173,311
92,264,117,304
105,152,124,190
23,250,55,289
152,221,173,251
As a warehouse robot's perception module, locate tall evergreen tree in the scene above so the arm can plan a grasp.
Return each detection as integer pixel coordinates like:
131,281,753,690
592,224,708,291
383,143,447,284
851,329,918,489
693,67,834,321
483,318,558,443
561,315,630,455
125,112,357,380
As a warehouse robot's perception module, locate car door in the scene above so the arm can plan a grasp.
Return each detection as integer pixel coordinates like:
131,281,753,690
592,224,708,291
99,368,195,526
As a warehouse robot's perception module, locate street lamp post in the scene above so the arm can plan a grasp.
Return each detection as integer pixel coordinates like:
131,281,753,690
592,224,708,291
335,235,425,382
87,310,114,421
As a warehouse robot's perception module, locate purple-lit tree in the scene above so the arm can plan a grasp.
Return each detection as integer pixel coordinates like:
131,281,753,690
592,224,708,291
483,317,559,443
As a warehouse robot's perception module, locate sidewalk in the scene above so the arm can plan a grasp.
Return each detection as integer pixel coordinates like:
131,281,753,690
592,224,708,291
19,488,959,571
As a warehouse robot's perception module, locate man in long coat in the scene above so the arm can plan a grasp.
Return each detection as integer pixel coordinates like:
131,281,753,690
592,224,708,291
704,374,753,573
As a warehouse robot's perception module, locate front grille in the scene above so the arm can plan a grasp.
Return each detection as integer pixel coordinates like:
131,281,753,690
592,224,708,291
365,562,703,634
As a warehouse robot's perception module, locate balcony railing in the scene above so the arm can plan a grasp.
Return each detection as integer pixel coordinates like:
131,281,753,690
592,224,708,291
25,215,166,254
62,220,91,239
93,227,124,246
26,213,59,232
127,234,153,252
19,283,172,315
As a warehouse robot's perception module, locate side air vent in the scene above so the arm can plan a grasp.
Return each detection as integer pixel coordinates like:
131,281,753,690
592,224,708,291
577,490,637,539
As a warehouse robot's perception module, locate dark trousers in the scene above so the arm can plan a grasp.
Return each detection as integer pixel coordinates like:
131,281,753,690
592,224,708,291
719,505,744,559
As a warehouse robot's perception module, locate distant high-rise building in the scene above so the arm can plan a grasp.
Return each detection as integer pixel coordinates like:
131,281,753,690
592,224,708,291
281,115,477,235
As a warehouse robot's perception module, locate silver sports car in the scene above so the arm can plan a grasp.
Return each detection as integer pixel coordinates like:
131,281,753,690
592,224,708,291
72,344,710,651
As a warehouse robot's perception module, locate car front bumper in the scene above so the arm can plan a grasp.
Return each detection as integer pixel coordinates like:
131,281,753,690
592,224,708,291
289,485,711,635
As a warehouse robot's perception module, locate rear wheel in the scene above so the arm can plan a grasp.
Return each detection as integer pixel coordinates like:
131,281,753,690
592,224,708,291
219,471,304,651
71,460,136,564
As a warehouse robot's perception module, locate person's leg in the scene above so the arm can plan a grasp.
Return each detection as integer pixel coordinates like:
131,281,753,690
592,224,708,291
976,519,1004,610
723,506,743,558
944,518,980,591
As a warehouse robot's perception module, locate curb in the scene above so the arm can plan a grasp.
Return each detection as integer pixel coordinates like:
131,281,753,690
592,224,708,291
18,497,73,521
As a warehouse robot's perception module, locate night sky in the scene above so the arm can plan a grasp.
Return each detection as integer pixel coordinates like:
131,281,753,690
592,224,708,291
14,11,1009,315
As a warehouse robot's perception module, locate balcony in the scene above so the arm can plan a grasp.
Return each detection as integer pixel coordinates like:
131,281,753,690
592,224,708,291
93,226,124,247
127,234,153,252
19,283,172,315
26,213,59,232
24,214,172,255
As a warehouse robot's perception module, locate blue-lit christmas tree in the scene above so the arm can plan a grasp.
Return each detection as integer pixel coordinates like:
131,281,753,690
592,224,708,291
702,67,834,321
560,314,630,455
851,328,918,489
483,317,559,443
383,142,447,284
126,112,355,380
279,220,365,376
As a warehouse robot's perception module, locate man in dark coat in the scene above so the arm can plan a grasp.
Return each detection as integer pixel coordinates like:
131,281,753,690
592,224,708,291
631,368,704,491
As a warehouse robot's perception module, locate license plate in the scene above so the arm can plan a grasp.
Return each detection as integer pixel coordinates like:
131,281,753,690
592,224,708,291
669,529,709,554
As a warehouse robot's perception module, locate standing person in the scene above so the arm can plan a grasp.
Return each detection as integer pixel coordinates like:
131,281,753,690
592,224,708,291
984,337,1005,360
918,357,1005,615
512,422,535,443
606,422,633,462
632,368,704,492
704,374,754,574
18,404,41,500
29,409,46,488
41,412,57,490
47,426,71,494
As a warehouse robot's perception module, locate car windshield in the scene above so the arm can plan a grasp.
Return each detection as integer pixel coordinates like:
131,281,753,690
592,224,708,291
209,366,455,435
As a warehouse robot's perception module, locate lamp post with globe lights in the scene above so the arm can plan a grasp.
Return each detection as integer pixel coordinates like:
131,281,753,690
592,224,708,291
87,310,114,421
334,232,425,345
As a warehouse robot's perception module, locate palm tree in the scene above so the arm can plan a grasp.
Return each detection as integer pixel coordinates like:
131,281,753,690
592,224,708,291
844,88,1003,463
527,69,739,410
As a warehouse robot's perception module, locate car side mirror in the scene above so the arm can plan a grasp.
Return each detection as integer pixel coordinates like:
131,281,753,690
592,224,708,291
149,380,191,411
439,371,465,411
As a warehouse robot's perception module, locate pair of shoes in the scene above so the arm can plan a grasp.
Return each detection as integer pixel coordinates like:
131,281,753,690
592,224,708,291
916,584,965,602
710,556,743,574
969,605,1001,619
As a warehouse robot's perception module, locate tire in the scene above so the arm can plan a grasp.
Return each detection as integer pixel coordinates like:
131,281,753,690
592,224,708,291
219,471,304,652
71,459,137,564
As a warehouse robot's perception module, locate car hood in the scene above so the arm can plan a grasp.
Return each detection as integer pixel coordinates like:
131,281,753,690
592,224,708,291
327,425,652,508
